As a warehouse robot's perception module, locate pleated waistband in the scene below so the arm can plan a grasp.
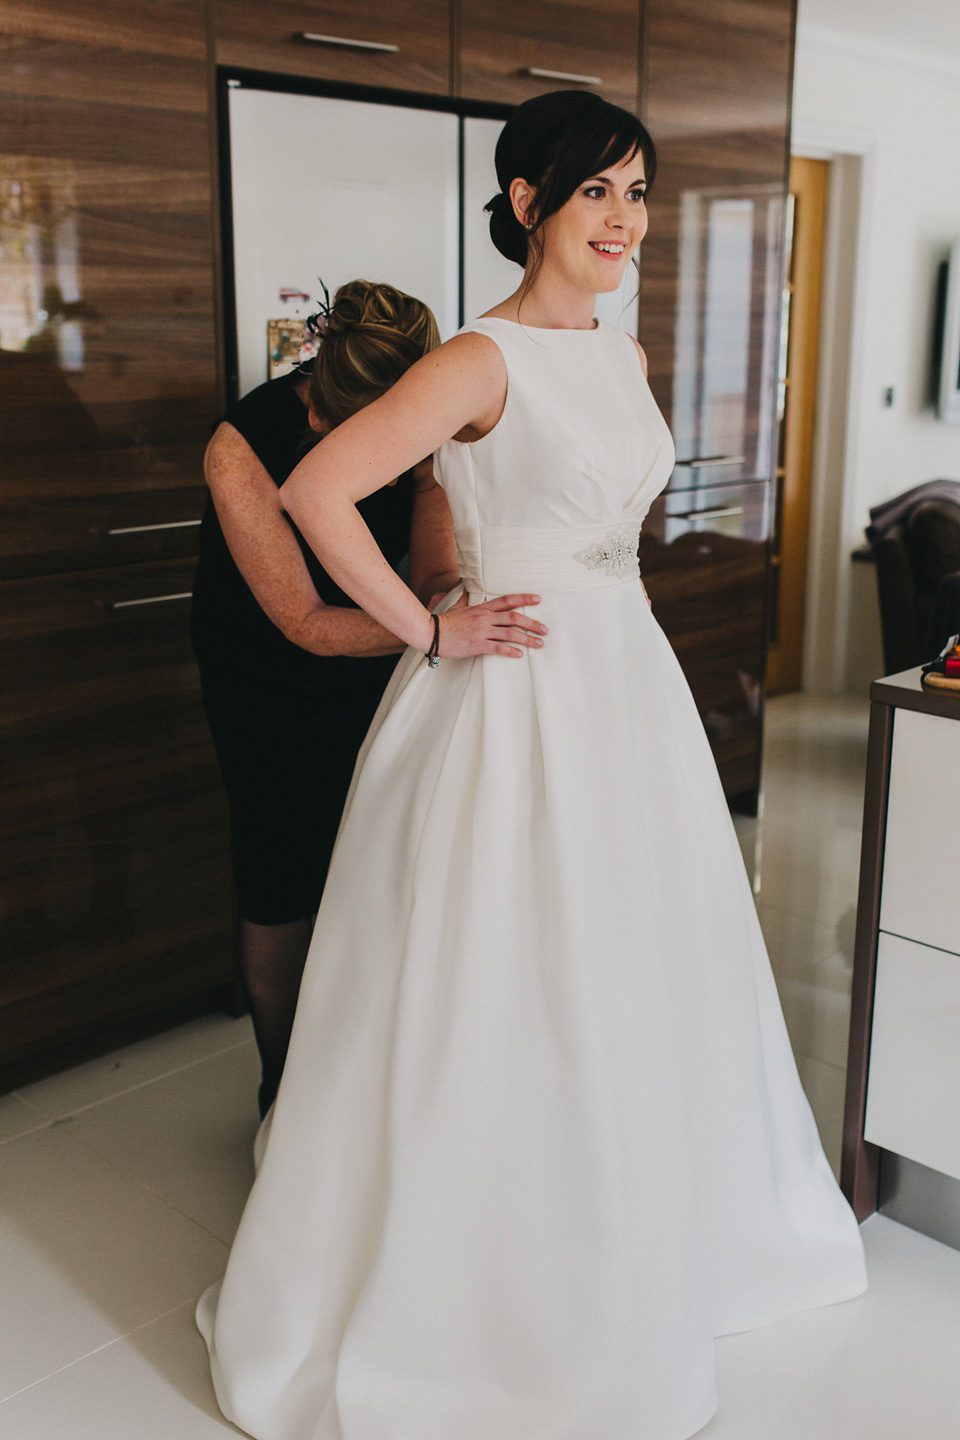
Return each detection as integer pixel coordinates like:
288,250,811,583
455,522,641,597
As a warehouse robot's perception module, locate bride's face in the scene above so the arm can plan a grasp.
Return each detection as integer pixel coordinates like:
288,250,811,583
537,149,648,295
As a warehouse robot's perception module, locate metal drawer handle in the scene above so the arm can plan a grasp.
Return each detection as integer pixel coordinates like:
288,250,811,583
297,32,399,54
672,504,745,522
522,66,601,86
107,519,202,536
674,454,745,468
110,592,192,610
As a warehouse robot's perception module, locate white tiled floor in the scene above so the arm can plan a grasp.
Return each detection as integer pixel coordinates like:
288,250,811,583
3,693,959,1438
734,692,871,1176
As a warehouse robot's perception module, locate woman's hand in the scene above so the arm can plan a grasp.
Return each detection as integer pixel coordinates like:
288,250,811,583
436,592,548,659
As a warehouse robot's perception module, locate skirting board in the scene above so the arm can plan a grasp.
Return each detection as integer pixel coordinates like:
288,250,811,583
879,1151,960,1253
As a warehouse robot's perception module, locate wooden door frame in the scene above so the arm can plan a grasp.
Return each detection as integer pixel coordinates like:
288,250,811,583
767,155,828,694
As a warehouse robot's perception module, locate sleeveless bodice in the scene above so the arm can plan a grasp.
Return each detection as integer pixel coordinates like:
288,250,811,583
434,316,675,596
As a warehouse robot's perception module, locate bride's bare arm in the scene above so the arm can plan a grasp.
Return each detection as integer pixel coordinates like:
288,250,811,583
280,333,547,659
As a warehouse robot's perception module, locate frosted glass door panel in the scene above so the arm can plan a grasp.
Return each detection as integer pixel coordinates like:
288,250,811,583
463,118,640,335
229,88,459,397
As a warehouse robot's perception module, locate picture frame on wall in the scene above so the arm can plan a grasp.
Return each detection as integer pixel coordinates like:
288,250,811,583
267,318,319,381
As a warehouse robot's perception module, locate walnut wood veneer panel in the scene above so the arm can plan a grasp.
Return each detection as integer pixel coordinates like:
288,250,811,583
639,0,795,483
459,0,639,110
641,481,772,809
0,1,218,580
0,0,231,1086
214,0,452,96
0,559,233,1086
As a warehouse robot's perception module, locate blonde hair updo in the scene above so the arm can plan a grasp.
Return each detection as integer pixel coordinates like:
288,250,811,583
309,279,441,429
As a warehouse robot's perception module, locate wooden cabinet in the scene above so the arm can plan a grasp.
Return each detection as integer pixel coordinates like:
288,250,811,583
458,0,639,109
0,0,798,1082
638,0,795,809
641,481,771,808
211,0,637,108
639,0,795,483
0,0,235,1088
0,562,233,1089
213,0,452,96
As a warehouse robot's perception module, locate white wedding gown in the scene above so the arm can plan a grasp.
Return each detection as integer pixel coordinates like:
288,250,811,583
198,317,866,1440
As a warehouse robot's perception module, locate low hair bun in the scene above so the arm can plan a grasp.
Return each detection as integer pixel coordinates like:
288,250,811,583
484,192,529,268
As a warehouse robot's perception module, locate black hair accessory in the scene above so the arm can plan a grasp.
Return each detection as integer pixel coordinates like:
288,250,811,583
303,276,333,342
292,277,332,376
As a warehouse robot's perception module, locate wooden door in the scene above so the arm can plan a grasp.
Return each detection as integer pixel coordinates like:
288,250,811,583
0,0,234,1087
214,0,452,96
766,156,828,694
458,0,639,110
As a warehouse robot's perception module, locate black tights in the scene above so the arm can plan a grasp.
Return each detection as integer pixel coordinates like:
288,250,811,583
239,916,313,1118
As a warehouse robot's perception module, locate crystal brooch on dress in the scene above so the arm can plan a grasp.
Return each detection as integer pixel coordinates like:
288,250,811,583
573,529,637,577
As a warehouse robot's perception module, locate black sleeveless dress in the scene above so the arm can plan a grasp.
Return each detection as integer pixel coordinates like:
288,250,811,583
190,372,415,924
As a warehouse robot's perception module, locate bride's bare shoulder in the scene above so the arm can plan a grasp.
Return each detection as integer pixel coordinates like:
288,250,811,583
410,331,506,441
435,328,506,368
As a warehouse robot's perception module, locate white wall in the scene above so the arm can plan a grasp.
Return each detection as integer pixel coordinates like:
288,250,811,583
792,21,960,692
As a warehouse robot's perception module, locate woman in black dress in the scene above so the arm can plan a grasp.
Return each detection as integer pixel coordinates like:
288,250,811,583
191,280,459,1116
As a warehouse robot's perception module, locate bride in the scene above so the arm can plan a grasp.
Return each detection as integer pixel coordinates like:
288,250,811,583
198,89,866,1440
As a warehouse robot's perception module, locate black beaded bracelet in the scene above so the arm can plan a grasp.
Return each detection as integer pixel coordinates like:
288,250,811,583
426,613,441,669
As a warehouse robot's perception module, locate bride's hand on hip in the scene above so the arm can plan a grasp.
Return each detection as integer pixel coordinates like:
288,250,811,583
438,591,548,659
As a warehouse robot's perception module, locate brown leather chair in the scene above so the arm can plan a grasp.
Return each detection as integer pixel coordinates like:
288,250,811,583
866,480,960,673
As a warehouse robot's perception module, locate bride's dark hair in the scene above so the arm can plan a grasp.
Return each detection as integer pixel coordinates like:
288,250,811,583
485,90,657,274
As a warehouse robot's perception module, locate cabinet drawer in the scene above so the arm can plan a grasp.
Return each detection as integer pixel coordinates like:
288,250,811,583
0,559,233,1082
459,0,639,110
0,481,206,580
864,931,960,1181
879,708,960,956
215,0,452,96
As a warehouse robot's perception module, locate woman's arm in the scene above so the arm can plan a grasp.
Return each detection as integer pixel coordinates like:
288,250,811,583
280,333,548,660
204,422,404,658
407,460,460,607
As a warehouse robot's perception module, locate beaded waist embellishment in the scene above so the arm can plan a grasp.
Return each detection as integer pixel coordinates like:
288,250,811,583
455,521,641,598
573,529,638,579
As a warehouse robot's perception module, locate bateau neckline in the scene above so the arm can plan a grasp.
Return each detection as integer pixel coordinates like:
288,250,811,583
476,316,602,334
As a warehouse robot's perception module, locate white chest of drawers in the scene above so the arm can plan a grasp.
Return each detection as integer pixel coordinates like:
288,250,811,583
843,669,960,1247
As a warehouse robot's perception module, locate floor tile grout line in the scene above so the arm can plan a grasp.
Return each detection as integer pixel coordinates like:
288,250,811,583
12,1035,256,1125
0,1094,60,1148
0,1119,56,1149
60,1123,239,1249
0,1299,198,1408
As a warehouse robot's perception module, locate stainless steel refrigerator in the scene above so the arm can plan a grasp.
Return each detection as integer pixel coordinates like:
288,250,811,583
225,82,640,399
